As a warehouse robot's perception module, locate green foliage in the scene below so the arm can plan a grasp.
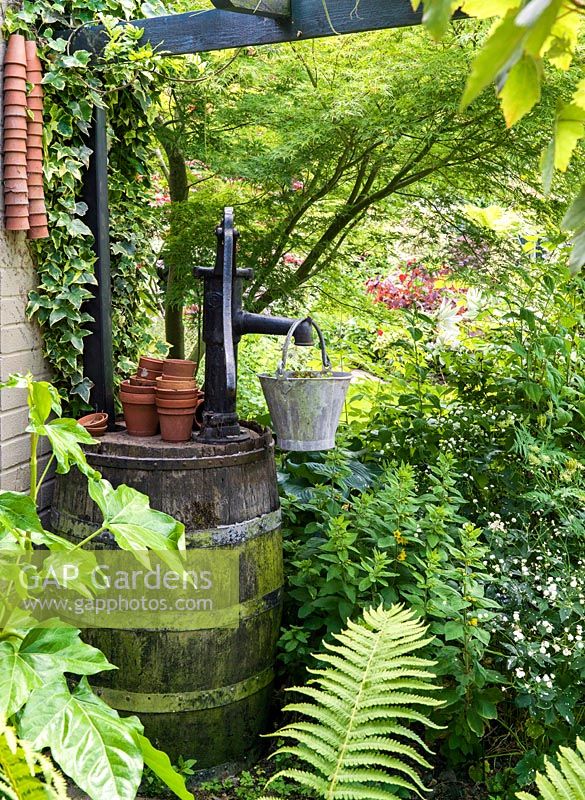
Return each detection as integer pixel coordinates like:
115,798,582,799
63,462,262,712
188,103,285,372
261,604,442,800
5,0,172,407
0,720,69,800
419,0,585,271
0,374,193,800
516,737,585,800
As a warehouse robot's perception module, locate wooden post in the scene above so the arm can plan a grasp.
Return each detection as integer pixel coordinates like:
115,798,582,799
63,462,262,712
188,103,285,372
82,106,115,425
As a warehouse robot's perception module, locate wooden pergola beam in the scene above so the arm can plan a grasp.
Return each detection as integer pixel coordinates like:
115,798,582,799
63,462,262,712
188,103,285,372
72,0,428,55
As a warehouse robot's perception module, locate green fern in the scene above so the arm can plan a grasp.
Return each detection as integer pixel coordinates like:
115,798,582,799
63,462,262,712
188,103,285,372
261,604,443,800
0,720,69,799
517,738,585,800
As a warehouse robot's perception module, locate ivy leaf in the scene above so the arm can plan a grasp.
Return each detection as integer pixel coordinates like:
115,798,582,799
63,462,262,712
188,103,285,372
19,676,144,800
561,185,585,274
88,479,186,567
138,734,194,800
40,418,99,478
499,55,541,126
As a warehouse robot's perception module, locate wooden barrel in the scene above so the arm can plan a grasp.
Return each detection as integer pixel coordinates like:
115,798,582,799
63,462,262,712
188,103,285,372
51,423,282,770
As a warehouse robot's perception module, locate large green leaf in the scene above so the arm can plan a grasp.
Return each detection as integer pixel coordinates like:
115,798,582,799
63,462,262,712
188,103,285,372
19,677,144,800
499,54,541,126
88,479,186,567
0,639,42,718
553,102,585,171
413,0,452,40
40,418,99,478
17,626,115,680
138,734,194,800
0,492,44,540
0,627,114,719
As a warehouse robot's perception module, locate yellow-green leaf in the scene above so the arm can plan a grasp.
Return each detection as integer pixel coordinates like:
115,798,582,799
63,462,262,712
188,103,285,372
554,102,585,171
499,55,541,126
460,0,519,19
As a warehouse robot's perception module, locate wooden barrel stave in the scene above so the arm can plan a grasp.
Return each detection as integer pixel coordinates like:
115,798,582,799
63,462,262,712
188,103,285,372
50,425,282,769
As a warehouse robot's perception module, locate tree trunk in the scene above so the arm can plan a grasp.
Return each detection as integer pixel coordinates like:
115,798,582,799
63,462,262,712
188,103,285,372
162,142,189,359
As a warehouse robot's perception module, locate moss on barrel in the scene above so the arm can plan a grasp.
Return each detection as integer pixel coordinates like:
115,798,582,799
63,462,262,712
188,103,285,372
51,424,282,770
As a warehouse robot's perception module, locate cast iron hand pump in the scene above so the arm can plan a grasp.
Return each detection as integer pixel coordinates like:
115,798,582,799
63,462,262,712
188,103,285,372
195,207,313,443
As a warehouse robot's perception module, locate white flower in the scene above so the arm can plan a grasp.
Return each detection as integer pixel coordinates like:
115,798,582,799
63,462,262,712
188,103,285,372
515,668,526,678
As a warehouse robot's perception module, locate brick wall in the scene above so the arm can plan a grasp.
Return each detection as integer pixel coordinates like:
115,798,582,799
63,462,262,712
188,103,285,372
0,10,55,516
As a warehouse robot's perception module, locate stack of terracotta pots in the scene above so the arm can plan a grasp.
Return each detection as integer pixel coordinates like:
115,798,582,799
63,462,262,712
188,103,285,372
155,359,202,443
77,412,108,437
2,34,47,237
3,34,29,232
120,356,163,437
25,39,47,239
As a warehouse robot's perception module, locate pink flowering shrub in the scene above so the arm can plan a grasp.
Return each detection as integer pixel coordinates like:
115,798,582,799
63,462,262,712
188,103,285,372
366,261,462,312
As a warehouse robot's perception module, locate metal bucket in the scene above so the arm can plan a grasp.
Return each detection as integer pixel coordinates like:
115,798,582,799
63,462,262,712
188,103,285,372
258,319,351,451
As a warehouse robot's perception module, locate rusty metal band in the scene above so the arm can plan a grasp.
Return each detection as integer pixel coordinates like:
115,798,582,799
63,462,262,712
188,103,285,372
86,444,272,471
94,666,274,713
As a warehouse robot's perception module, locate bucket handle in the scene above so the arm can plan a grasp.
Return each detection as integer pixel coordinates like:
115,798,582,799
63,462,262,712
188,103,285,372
277,318,332,376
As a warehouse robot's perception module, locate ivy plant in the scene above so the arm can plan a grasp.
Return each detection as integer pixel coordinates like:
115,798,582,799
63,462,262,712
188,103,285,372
4,0,174,407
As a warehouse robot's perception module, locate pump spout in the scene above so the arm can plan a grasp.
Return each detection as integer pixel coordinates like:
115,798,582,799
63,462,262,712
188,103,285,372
235,312,313,346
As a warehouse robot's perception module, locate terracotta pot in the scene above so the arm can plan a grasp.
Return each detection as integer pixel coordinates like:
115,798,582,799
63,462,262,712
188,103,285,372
29,213,47,227
27,186,45,199
4,139,27,154
27,71,42,83
158,406,195,443
129,376,156,387
27,172,43,185
5,206,29,218
27,111,43,127
86,425,107,437
28,199,46,214
4,90,27,105
5,165,28,180
4,192,29,205
27,122,43,135
193,398,205,430
162,358,196,378
156,377,197,391
4,105,27,117
138,355,164,373
156,397,199,410
4,179,29,193
28,85,43,98
5,217,29,231
155,386,199,399
4,65,27,79
25,40,42,69
5,116,27,131
4,77,26,91
120,379,156,396
4,129,28,141
4,152,27,165
5,34,26,65
27,226,49,239
120,393,159,437
26,159,43,172
27,134,43,148
27,97,43,110
78,412,108,428
27,147,43,161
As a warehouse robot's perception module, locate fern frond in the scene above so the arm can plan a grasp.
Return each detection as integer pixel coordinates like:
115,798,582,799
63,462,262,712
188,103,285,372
0,719,69,799
263,604,443,800
515,737,585,800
